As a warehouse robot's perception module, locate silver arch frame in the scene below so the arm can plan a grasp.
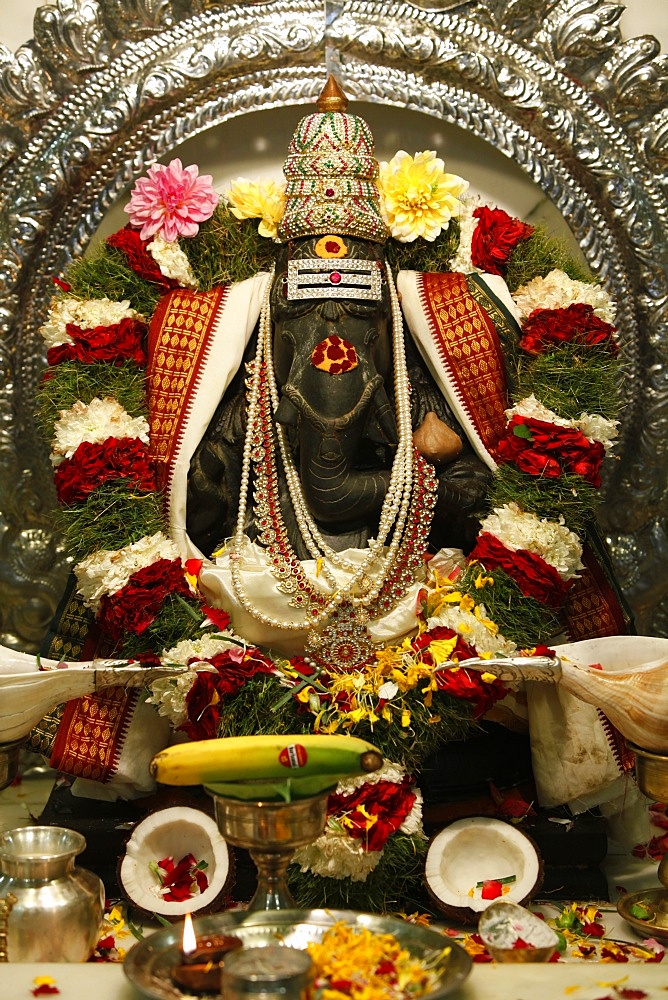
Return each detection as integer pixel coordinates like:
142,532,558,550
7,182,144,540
0,0,666,649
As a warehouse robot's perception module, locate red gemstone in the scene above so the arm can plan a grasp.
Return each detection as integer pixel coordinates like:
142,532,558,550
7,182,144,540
329,271,342,284
325,187,335,197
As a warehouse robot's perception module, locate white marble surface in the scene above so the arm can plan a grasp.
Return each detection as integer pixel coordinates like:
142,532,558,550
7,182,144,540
1,957,668,1000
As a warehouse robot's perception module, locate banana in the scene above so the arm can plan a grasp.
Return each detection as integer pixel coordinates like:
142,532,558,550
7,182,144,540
150,733,383,786
204,772,347,803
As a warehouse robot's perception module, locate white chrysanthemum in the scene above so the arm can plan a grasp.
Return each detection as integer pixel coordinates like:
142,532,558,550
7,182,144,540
513,269,616,324
50,397,150,466
146,671,200,728
162,632,238,666
147,235,197,289
577,412,619,452
480,503,583,580
427,605,517,656
293,834,383,881
448,195,482,274
378,150,469,243
506,394,619,451
39,297,143,349
74,531,180,610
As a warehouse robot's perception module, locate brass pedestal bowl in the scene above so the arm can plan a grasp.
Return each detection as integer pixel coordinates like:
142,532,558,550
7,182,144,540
212,792,328,911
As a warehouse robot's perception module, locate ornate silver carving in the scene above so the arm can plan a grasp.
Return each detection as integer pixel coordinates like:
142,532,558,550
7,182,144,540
0,0,665,650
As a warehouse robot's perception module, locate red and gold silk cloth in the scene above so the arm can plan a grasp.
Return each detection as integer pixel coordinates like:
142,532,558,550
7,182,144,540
147,286,230,491
50,686,138,782
399,270,511,468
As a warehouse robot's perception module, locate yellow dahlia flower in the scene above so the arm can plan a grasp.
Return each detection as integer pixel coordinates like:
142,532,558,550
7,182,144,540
378,150,469,243
225,178,285,239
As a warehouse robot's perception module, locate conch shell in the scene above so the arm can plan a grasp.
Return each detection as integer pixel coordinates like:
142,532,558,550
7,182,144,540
0,645,180,744
444,635,668,754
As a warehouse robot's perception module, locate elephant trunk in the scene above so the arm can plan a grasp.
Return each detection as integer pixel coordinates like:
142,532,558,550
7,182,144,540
300,433,392,527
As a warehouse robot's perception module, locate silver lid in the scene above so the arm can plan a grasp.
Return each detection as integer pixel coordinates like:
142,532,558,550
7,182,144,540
222,944,313,998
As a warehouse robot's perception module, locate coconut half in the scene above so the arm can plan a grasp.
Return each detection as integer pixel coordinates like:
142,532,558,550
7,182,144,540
424,816,543,923
119,806,232,919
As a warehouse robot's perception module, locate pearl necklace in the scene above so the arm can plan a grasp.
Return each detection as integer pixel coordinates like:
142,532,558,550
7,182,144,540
229,265,437,654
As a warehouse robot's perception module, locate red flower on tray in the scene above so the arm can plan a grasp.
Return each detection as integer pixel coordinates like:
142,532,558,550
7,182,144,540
326,776,417,852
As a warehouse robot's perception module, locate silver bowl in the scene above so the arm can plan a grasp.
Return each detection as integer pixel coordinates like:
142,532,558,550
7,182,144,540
124,908,472,999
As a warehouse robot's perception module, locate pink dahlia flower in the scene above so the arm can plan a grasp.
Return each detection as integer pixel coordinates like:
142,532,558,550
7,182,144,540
124,158,219,242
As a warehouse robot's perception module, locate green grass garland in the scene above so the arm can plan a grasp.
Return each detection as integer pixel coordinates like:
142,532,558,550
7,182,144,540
66,244,162,316
488,464,600,536
120,593,210,659
183,205,279,289
35,361,148,438
54,484,164,564
504,227,593,293
460,564,561,648
288,832,428,914
515,343,620,422
384,220,459,275
211,671,477,774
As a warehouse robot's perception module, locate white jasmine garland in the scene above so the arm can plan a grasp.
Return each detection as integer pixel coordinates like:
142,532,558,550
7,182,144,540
480,502,584,580
146,671,202,728
74,531,180,611
50,397,150,465
512,269,616,324
448,195,482,274
506,394,619,451
161,632,238,665
39,297,143,349
147,235,197,289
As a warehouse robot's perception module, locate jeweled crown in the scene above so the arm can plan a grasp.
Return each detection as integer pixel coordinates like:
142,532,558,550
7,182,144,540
277,77,389,244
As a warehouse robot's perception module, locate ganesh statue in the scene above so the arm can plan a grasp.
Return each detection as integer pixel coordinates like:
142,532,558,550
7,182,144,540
4,77,665,910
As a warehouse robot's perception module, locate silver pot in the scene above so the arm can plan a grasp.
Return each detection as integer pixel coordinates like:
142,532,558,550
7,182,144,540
0,826,105,962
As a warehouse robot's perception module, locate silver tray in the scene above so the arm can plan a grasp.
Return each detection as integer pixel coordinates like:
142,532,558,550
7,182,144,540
123,907,472,999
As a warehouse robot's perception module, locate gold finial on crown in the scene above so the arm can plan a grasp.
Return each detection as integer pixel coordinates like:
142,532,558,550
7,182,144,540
317,75,349,113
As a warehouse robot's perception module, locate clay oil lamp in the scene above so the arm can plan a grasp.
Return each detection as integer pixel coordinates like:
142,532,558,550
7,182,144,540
170,912,243,994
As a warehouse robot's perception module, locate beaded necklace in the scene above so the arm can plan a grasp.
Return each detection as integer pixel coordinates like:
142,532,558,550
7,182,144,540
230,265,437,668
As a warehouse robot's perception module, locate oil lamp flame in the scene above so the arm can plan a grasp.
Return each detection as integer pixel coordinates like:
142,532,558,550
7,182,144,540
182,912,197,957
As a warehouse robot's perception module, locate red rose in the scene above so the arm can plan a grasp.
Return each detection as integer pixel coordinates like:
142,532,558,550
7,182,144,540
470,206,534,276
53,437,155,505
468,532,573,607
327,776,417,852
519,303,618,356
497,416,605,488
107,226,179,290
97,558,191,640
182,672,221,741
180,646,275,741
47,316,148,366
434,664,506,717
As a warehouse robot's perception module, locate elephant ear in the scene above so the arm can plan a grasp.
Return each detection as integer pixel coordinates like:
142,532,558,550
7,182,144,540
361,384,397,446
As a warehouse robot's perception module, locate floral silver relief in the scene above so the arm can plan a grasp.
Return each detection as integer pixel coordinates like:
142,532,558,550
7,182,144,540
0,0,665,649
